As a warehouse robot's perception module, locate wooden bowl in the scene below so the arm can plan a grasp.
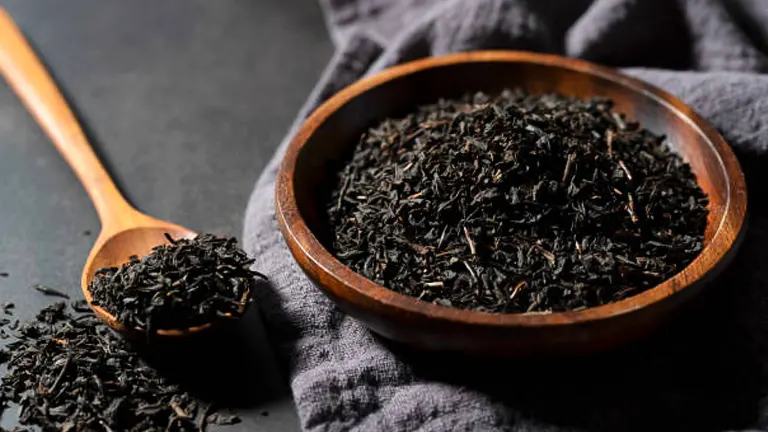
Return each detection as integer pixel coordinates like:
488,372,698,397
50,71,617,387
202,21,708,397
275,51,747,357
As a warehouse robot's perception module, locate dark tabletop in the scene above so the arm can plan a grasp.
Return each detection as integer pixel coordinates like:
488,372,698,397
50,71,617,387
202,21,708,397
0,0,332,429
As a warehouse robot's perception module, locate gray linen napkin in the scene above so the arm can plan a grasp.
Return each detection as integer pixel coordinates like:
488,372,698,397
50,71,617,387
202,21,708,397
244,1,768,430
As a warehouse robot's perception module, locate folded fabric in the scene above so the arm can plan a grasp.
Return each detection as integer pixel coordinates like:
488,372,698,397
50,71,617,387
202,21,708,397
244,1,768,430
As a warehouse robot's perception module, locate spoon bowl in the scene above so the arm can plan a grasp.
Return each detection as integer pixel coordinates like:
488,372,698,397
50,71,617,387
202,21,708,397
81,215,199,336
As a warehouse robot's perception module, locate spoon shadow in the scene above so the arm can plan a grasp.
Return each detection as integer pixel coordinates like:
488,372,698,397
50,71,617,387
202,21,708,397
135,281,291,409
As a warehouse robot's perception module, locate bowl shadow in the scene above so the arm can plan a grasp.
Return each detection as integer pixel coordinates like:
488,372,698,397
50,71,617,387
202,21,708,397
383,246,764,432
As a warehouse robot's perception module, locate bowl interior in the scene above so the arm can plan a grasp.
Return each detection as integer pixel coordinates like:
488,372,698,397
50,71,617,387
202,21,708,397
293,60,727,263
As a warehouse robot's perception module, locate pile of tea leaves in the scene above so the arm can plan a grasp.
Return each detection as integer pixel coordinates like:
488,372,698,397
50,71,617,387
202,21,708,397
88,234,265,332
0,302,240,431
327,89,708,313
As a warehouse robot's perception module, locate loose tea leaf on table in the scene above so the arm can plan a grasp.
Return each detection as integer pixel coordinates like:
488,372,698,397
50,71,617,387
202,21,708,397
32,284,70,299
88,233,265,332
327,89,708,314
0,302,240,431
1,303,13,315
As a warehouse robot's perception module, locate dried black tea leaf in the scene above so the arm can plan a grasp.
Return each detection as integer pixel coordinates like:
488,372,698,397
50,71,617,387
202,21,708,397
1,302,13,315
87,233,266,332
32,284,69,299
327,89,708,314
0,302,241,431
207,411,242,426
69,299,91,313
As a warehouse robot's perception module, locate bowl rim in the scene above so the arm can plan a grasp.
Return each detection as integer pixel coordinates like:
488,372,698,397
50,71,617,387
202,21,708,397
275,50,747,328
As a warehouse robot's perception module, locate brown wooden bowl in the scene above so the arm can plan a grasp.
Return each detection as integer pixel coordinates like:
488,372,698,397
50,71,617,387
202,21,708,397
275,51,747,357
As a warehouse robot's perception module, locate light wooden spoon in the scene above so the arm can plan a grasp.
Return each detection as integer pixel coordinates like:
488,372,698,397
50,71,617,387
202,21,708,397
0,8,221,337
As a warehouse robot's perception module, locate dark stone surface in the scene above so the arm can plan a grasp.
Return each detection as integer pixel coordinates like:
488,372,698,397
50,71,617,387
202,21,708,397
0,0,332,429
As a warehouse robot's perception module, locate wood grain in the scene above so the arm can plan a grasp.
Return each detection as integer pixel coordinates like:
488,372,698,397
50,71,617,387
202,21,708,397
0,7,219,338
275,51,748,357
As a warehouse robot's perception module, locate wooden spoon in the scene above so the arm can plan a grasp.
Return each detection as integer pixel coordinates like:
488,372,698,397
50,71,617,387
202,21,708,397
0,8,212,337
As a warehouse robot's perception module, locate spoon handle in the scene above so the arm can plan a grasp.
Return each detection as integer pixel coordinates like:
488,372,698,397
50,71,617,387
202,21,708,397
0,7,134,226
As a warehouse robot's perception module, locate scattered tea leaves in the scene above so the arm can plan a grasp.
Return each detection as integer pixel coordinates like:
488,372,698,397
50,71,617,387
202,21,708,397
0,302,240,431
327,89,708,313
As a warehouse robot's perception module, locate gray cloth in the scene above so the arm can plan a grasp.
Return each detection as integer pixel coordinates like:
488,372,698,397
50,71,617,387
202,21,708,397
244,1,768,430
